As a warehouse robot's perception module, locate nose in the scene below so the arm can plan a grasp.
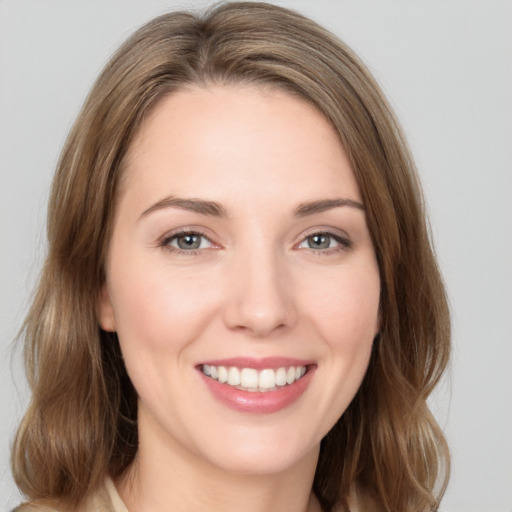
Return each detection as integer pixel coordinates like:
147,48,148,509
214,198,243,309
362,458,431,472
222,248,297,338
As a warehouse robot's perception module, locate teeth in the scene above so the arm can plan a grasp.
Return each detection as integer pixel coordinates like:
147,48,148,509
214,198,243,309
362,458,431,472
259,369,275,389
202,364,308,391
218,366,228,383
228,367,241,386
275,367,287,386
240,368,258,388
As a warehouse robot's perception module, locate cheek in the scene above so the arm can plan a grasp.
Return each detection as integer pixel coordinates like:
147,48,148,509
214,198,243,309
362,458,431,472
300,263,380,348
107,255,220,356
305,264,379,419
107,260,222,411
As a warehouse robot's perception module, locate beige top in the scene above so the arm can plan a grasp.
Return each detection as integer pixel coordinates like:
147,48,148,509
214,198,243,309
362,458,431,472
14,480,377,512
13,478,128,512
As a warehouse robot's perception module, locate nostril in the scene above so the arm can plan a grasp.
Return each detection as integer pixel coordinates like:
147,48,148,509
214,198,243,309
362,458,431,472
222,258,298,336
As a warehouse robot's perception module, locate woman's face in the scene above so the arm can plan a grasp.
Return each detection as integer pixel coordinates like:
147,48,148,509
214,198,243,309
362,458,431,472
99,85,380,476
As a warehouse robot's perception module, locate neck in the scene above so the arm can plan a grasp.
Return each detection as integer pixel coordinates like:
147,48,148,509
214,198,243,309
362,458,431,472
116,414,322,512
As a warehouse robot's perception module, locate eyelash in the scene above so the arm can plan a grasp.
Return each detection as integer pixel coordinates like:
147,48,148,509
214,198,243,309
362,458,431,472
297,231,352,253
159,229,213,255
158,229,352,255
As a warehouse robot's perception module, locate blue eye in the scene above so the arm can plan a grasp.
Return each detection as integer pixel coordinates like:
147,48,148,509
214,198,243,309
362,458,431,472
164,232,213,251
298,232,350,251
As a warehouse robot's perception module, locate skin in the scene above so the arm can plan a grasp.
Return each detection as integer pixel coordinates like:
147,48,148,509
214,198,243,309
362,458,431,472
99,85,380,512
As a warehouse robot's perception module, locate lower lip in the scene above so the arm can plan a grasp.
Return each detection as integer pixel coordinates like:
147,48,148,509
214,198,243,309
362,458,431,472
199,367,315,414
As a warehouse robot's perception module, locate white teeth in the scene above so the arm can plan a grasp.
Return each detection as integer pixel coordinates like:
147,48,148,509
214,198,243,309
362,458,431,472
275,367,287,386
202,364,308,391
259,369,275,389
227,367,240,386
218,366,228,383
240,368,258,388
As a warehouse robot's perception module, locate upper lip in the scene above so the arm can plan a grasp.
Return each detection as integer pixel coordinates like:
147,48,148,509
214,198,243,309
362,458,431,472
197,356,315,370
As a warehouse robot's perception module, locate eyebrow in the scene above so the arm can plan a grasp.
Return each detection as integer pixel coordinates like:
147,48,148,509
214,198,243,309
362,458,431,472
293,198,365,216
139,196,364,220
139,196,229,219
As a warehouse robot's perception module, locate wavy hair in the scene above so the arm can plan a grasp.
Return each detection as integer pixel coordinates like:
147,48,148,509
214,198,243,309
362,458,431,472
12,3,450,511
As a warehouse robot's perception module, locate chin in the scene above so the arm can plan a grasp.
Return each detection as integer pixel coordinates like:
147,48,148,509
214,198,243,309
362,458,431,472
188,422,321,477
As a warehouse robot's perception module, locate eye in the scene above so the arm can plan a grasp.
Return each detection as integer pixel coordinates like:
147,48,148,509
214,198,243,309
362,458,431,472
162,231,213,252
297,232,351,251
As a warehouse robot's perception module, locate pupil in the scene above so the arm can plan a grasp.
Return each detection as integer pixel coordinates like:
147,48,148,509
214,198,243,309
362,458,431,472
309,234,329,249
178,234,200,249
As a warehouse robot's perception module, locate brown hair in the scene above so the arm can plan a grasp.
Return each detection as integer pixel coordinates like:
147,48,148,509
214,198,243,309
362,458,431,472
12,3,450,511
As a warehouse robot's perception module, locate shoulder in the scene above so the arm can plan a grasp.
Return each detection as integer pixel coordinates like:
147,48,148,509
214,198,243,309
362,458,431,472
11,504,60,512
11,477,126,512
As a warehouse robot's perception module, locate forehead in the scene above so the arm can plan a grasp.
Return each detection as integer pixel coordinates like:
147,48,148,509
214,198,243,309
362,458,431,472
120,84,361,211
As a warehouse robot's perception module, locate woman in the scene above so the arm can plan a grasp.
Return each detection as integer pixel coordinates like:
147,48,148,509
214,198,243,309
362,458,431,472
12,2,450,511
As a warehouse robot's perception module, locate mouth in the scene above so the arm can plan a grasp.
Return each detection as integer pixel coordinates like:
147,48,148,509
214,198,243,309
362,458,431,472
197,358,315,414
201,364,308,392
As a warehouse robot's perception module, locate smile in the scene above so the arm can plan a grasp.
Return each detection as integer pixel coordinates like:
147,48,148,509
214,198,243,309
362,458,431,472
202,364,307,392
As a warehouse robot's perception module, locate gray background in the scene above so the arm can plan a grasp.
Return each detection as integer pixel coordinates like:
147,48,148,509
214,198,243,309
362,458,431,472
1,1,511,510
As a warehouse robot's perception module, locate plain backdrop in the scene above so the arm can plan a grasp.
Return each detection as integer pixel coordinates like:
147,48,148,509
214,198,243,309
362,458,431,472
1,1,511,510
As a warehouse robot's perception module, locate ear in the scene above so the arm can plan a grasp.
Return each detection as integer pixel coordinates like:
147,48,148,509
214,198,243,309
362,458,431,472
98,283,116,332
